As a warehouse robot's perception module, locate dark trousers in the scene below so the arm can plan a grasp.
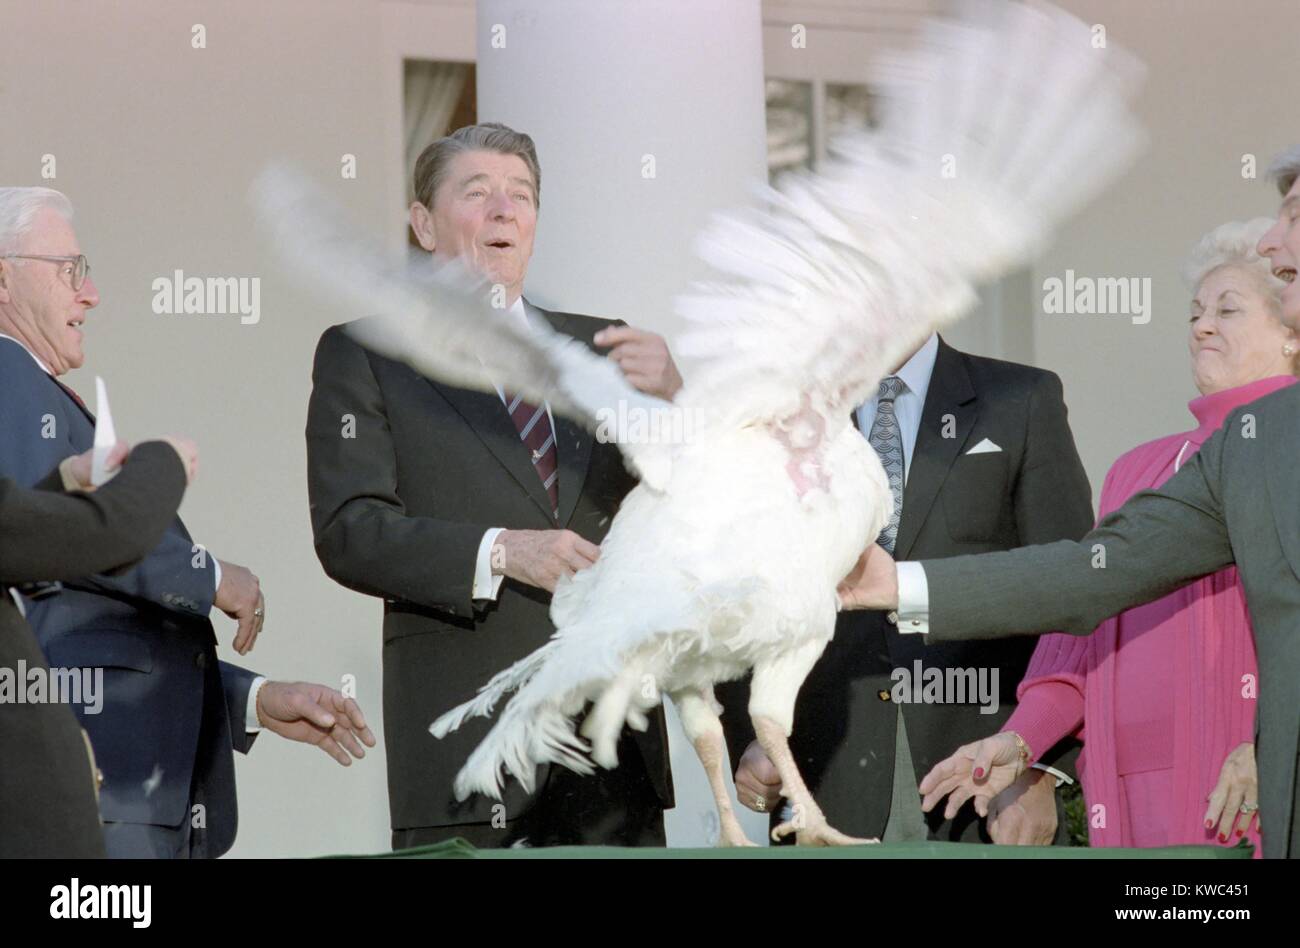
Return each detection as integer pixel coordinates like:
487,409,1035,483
393,749,666,851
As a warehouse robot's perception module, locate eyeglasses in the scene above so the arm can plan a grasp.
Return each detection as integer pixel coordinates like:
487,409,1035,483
1,254,90,291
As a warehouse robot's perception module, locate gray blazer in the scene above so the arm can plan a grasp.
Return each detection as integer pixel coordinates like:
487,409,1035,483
919,382,1299,859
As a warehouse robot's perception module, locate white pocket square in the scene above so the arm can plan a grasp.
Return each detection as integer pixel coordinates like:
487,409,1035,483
966,438,1002,455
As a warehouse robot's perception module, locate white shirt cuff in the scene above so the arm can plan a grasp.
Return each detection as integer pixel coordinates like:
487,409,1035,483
473,528,507,601
1032,763,1074,788
212,555,222,593
245,676,269,733
895,561,930,634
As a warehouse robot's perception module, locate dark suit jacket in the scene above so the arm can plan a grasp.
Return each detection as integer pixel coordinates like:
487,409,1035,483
921,382,1300,859
0,441,186,857
306,302,674,830
721,337,1093,841
0,338,258,857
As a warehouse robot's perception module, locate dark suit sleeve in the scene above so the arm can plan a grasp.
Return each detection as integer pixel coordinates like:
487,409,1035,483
220,660,260,754
306,326,496,617
0,441,187,585
922,421,1234,642
74,525,217,616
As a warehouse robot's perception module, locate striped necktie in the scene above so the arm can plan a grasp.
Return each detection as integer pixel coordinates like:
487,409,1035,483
505,392,558,520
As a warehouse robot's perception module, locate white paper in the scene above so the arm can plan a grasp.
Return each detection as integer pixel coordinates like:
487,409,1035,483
91,375,118,487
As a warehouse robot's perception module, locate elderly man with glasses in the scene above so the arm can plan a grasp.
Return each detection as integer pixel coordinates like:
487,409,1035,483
0,186,376,858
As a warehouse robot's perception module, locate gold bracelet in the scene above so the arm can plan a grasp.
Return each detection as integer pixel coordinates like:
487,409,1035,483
1008,731,1032,774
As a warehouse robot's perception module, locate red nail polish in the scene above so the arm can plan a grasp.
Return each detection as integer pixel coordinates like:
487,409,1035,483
1236,829,1244,837
1205,819,1214,829
1218,833,1227,843
973,767,985,779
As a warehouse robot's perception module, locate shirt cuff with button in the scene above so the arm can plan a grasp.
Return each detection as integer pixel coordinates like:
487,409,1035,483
895,561,930,634
473,528,508,601
245,676,269,733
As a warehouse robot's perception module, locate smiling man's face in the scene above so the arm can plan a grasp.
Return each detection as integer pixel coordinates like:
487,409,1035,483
410,149,537,303
1257,178,1300,330
0,206,99,375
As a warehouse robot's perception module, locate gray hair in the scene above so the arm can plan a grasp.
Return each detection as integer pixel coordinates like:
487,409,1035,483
1268,145,1300,196
0,187,74,256
411,122,541,211
1181,217,1285,302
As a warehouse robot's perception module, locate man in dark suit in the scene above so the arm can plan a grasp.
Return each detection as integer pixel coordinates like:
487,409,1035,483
307,122,676,849
724,333,1093,844
838,149,1300,859
1,438,192,858
0,186,375,857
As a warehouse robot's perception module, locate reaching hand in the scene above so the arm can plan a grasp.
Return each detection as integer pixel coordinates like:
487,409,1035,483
836,543,899,611
493,529,600,593
256,681,376,765
594,325,684,400
987,767,1058,845
919,731,1028,820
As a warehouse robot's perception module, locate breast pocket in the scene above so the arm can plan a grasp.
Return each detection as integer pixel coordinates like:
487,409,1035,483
941,451,1012,543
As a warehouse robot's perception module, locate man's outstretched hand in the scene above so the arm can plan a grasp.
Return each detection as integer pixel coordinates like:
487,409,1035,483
256,681,377,766
836,543,899,611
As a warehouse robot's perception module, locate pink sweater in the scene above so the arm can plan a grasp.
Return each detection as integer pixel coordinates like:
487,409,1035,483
1004,375,1297,854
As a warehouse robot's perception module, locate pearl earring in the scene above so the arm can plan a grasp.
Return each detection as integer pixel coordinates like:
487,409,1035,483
1286,344,1297,357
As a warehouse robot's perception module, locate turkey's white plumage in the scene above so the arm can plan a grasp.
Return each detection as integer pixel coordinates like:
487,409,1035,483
255,1,1145,843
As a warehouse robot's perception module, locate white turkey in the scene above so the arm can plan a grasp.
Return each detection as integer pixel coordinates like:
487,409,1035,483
256,0,1145,845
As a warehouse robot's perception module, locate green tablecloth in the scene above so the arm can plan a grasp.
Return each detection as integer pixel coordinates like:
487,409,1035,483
351,839,1253,859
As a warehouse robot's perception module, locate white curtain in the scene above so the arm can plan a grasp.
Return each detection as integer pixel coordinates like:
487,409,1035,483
404,60,471,200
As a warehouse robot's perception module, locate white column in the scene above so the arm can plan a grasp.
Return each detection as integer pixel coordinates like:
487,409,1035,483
476,0,770,847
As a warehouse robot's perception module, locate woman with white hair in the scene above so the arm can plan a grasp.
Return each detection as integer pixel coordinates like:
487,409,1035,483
923,218,1297,854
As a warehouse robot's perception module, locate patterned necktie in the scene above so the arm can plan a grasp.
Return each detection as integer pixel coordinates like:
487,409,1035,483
866,376,906,554
504,392,559,520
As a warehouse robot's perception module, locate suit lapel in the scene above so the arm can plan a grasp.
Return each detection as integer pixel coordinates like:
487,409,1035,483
539,308,593,526
429,381,556,521
51,377,96,427
425,302,595,524
893,338,978,560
